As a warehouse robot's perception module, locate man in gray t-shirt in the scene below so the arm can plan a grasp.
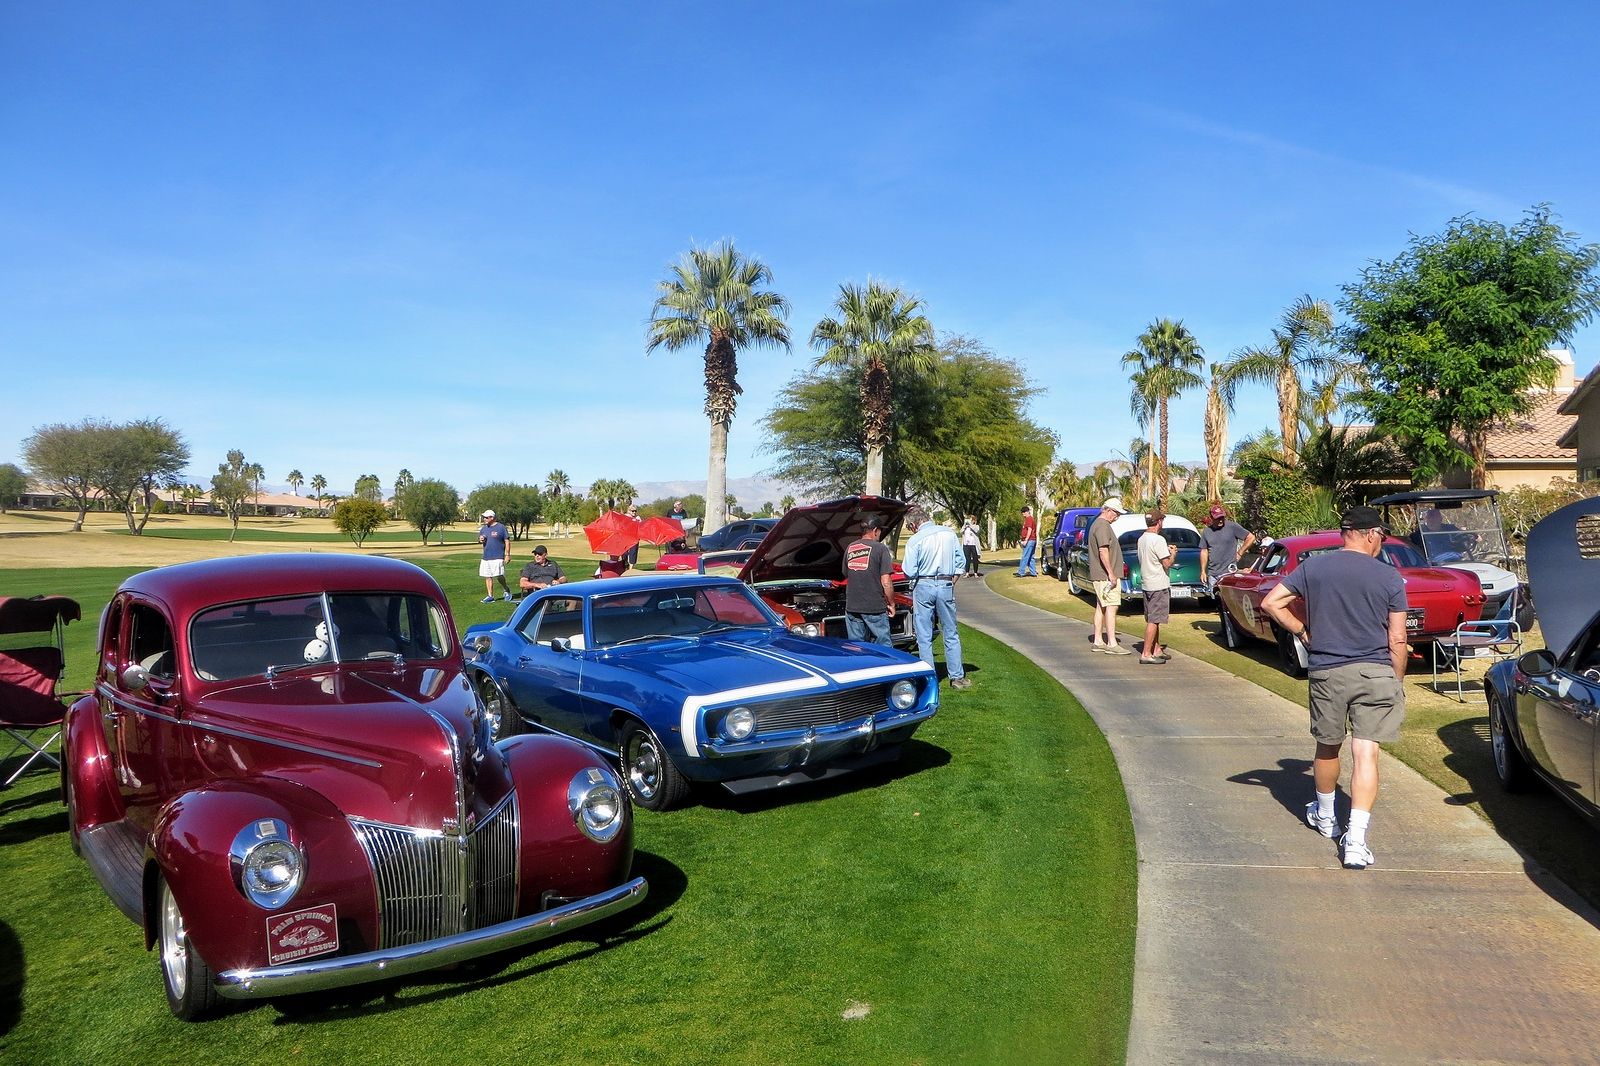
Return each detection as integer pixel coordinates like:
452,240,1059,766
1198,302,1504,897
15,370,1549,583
1199,504,1256,585
1085,497,1130,653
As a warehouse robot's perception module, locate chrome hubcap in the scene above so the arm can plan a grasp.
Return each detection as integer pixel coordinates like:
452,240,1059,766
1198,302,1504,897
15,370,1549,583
1490,703,1507,773
482,685,504,740
627,734,659,799
160,882,188,1000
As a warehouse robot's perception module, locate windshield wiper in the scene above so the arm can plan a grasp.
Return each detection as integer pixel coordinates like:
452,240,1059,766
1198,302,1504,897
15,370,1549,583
609,633,681,647
264,660,327,681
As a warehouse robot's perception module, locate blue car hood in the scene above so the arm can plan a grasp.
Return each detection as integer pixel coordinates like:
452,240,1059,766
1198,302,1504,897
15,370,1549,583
611,631,931,695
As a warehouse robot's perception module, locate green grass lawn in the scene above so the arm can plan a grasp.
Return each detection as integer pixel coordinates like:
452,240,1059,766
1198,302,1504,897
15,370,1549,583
990,562,1600,909
112,525,482,545
1,552,1135,1063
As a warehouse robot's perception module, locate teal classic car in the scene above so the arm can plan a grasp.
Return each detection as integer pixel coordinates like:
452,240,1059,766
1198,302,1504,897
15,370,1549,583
1064,513,1210,603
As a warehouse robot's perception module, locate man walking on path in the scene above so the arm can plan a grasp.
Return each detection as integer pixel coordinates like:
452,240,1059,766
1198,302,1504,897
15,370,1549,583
1087,497,1132,654
842,515,896,646
903,507,971,688
1199,504,1257,588
478,509,514,603
1016,506,1038,577
1137,510,1176,664
1261,504,1408,869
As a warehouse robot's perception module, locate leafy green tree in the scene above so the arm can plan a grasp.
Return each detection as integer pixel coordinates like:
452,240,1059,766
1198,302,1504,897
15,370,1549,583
810,281,938,496
211,450,254,542
399,478,459,544
1122,319,1205,502
647,240,791,535
80,418,190,535
1219,295,1336,467
0,462,27,512
1295,424,1410,510
465,483,543,539
546,492,581,535
392,469,414,517
22,420,105,530
310,474,328,513
331,498,388,546
1342,206,1600,488
353,474,383,503
286,469,303,496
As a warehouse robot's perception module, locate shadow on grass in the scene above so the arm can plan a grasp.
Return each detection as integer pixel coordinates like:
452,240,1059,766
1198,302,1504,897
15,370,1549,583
1435,714,1600,925
270,848,685,1024
1225,758,1316,821
697,737,953,816
0,782,57,819
0,919,20,1036
0,810,67,848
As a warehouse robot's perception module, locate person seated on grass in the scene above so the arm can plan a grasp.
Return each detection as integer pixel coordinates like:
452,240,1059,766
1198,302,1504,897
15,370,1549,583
519,545,567,594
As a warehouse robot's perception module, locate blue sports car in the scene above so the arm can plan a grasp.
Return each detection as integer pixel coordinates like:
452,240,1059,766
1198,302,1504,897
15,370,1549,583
462,574,939,810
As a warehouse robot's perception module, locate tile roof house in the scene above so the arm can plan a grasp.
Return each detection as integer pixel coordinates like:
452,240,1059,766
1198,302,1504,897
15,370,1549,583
1557,351,1600,483
1473,349,1582,489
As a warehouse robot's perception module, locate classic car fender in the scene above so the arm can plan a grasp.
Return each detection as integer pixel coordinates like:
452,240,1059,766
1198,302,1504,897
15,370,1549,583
1484,659,1524,731
499,733,635,906
62,692,124,832
148,778,378,972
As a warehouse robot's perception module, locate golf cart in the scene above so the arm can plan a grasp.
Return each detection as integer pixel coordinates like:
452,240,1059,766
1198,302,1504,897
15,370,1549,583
1369,489,1532,630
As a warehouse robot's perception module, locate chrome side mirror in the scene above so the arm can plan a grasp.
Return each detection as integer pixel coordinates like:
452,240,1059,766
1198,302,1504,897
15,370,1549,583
471,635,493,655
120,664,156,695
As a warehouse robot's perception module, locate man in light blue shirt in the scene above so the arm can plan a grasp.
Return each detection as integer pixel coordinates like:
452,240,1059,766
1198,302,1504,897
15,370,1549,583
901,507,971,689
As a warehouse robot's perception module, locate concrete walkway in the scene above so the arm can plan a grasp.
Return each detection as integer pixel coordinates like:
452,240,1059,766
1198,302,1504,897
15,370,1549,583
957,578,1600,1065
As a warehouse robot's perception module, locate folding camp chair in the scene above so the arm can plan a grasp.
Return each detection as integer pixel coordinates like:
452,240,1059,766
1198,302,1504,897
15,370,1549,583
0,595,82,786
1430,586,1523,703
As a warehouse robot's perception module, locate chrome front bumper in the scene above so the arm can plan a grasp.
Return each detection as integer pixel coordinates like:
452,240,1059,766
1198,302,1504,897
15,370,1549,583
214,876,647,999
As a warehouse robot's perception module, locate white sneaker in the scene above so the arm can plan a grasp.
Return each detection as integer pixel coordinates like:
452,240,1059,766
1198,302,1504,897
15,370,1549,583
1304,801,1338,838
502,593,515,602
1340,834,1374,869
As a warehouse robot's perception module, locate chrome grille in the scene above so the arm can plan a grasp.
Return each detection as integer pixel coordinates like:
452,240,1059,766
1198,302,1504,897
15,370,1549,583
350,793,519,949
754,683,892,734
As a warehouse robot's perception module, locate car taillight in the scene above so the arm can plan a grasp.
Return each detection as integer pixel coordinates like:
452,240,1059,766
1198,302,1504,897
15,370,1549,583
1122,563,1130,579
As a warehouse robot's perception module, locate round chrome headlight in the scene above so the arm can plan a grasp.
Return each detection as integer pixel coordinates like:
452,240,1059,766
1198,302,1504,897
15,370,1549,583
230,820,304,910
790,622,822,638
568,766,626,843
890,679,918,711
724,706,756,740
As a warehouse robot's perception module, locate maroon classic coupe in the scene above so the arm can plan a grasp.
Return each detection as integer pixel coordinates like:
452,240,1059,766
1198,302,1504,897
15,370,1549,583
62,554,645,1019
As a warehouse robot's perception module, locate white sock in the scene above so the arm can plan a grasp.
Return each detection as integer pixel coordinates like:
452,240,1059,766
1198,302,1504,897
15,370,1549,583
1347,808,1371,845
1316,791,1336,821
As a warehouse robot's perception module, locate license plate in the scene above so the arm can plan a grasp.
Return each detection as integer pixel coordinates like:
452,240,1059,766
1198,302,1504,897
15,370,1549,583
1405,608,1425,631
1170,586,1192,599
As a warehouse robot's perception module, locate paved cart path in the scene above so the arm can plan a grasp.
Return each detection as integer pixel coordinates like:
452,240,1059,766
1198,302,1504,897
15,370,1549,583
958,578,1600,1065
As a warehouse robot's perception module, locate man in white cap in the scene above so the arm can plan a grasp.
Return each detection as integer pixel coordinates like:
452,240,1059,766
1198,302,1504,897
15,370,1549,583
478,509,514,603
1086,497,1131,653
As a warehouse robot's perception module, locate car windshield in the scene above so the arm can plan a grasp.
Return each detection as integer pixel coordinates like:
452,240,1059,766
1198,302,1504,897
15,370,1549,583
1118,528,1200,549
189,592,452,681
589,584,777,647
1395,499,1512,567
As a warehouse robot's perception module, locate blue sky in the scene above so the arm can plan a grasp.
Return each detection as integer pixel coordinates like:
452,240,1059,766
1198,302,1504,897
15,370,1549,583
4,1,1598,499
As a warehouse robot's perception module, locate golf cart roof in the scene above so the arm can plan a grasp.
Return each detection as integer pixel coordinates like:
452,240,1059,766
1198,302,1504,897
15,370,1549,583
1369,489,1500,507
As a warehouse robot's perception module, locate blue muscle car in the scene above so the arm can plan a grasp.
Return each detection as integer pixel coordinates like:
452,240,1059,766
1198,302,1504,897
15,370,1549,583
462,574,939,810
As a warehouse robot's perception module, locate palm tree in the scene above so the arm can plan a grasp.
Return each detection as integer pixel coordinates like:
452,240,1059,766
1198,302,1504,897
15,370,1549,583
1127,366,1158,495
1202,364,1237,502
1220,295,1336,467
286,469,303,497
245,462,265,515
310,474,327,514
1122,319,1206,504
809,281,938,496
646,241,790,535
545,469,570,498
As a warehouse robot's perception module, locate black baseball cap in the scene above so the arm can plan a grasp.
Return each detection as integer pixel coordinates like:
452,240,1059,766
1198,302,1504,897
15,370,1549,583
533,545,549,555
1339,505,1385,531
861,515,884,532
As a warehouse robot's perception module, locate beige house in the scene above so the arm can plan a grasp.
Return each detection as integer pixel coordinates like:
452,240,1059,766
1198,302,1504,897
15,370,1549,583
1558,351,1600,483
1474,349,1582,489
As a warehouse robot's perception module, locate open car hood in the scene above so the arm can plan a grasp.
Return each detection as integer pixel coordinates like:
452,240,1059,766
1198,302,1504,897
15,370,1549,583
739,496,909,585
1525,495,1600,662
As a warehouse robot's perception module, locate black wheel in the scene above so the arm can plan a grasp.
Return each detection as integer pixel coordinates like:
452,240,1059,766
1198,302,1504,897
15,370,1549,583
478,677,521,741
620,720,688,812
1488,691,1531,792
1514,590,1536,633
158,874,220,1021
1274,625,1308,679
1219,607,1241,650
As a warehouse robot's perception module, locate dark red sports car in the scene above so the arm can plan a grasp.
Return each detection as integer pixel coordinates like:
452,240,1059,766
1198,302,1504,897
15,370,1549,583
1214,531,1485,676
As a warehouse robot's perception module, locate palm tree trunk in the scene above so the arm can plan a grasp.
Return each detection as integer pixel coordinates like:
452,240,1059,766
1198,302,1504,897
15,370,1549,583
1158,400,1170,505
865,447,884,497
1278,365,1300,466
706,418,729,534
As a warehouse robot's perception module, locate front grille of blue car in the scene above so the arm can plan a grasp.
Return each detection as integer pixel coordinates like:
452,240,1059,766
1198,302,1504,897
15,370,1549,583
753,683,894,734
348,793,520,949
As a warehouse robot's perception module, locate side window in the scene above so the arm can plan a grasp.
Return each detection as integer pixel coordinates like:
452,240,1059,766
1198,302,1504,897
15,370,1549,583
127,602,175,681
1262,549,1288,575
99,598,126,682
531,598,585,645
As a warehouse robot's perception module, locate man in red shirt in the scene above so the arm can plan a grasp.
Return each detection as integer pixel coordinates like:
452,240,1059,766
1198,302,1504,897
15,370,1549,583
1016,506,1039,578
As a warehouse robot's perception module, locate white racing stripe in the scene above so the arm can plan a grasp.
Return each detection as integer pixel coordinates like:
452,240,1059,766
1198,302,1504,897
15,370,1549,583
679,674,826,757
830,662,935,684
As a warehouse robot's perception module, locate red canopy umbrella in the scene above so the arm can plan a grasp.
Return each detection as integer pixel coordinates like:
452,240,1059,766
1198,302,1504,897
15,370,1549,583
584,510,640,556
637,515,685,546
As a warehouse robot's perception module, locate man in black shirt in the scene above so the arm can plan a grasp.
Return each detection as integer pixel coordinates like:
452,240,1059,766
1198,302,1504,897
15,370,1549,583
518,546,568,595
842,515,896,646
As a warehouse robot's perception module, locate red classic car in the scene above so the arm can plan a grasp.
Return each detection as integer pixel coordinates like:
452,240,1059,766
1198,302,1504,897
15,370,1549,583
1214,531,1485,677
732,496,916,648
62,554,646,1020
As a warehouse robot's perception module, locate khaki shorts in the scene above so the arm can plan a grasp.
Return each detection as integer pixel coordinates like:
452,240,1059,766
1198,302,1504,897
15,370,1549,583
1308,661,1405,744
479,559,507,578
1093,580,1121,607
